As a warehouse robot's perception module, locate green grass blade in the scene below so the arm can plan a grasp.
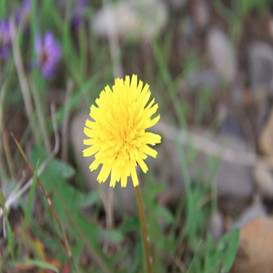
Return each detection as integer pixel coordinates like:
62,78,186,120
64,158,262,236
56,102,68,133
187,240,203,273
10,259,59,272
0,0,7,18
17,161,39,257
0,188,15,260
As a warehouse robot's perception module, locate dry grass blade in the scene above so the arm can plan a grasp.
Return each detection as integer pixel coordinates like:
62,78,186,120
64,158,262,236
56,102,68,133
9,17,33,123
11,133,79,273
61,80,73,162
53,188,113,273
0,105,59,219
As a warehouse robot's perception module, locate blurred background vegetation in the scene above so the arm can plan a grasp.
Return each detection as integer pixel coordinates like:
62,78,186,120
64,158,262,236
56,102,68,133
1,0,273,272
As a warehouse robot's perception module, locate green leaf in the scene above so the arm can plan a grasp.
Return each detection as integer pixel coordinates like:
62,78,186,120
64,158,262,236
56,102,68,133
220,229,239,272
155,205,173,224
51,159,75,179
76,191,100,208
10,259,59,272
17,161,39,256
99,229,124,244
0,188,15,260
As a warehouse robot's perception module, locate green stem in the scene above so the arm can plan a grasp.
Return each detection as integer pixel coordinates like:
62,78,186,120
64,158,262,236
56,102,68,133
134,185,152,273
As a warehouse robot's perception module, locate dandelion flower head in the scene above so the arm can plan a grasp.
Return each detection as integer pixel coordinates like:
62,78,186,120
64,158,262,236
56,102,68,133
83,75,161,187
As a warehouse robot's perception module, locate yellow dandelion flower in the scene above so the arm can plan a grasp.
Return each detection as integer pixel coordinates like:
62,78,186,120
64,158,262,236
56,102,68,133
83,74,161,188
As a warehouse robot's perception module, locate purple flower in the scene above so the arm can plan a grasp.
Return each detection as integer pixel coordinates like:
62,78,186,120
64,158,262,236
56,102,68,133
71,0,87,29
16,0,31,26
35,31,62,78
60,0,87,29
0,20,11,60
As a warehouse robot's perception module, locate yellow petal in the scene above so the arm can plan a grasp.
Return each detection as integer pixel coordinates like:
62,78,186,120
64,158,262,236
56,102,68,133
83,138,95,145
143,145,157,158
146,114,160,129
137,159,148,173
143,132,162,145
89,158,100,171
97,165,111,183
83,146,97,157
130,167,139,187
85,119,94,129
84,127,93,138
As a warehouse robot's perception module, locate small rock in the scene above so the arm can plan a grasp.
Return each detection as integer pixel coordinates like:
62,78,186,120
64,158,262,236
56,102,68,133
269,17,273,40
215,134,254,212
193,0,209,30
207,28,237,84
168,0,187,10
186,68,221,92
230,216,273,273
231,203,266,230
254,162,273,199
92,0,168,42
209,212,224,241
248,42,273,94
150,131,185,200
181,16,195,42
231,86,244,106
154,121,254,211
259,107,273,157
219,112,245,139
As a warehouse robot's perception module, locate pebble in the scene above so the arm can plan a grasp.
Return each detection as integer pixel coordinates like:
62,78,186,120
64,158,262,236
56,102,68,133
193,0,209,30
215,134,254,212
209,212,224,241
248,41,273,95
230,216,273,273
92,0,168,43
254,162,273,199
231,203,266,230
168,0,187,10
207,28,237,84
186,68,221,92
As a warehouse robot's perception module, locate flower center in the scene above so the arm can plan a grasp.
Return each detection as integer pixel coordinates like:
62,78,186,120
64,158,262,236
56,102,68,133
41,50,49,66
0,33,8,45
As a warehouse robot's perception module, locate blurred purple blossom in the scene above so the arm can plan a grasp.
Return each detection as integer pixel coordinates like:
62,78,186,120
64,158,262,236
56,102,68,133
60,0,87,29
35,31,62,78
71,0,87,29
0,20,11,60
16,0,31,25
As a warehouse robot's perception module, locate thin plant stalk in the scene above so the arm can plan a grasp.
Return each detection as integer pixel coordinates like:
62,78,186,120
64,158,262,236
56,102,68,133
29,77,51,151
61,80,73,162
134,185,152,273
12,133,78,273
9,18,34,125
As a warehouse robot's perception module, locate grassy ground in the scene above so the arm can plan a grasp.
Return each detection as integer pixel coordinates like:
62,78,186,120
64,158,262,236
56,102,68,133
1,0,270,272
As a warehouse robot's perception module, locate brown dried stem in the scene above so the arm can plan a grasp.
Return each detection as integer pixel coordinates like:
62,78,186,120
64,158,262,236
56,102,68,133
134,185,152,273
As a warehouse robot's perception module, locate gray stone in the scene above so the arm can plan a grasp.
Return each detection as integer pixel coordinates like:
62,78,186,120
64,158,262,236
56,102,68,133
248,41,273,94
168,0,187,10
149,131,185,200
186,68,221,92
193,0,210,30
215,135,254,212
209,212,224,241
254,163,273,199
231,202,266,230
219,112,245,139
92,0,168,43
207,28,237,84
181,16,195,42
153,121,254,211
